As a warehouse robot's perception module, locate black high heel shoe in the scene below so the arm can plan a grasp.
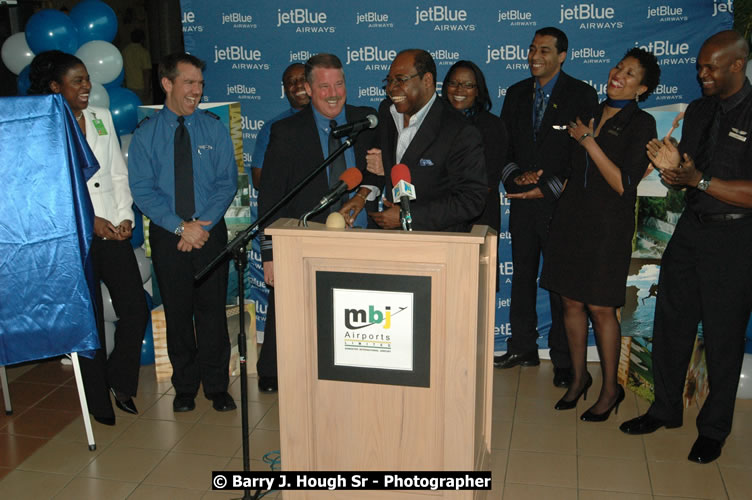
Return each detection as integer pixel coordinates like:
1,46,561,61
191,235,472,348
554,372,592,410
580,385,625,422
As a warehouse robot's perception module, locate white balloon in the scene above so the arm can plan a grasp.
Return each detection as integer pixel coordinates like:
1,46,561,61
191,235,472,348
101,282,119,322
88,81,110,108
75,40,123,85
736,353,752,399
133,247,151,284
120,133,133,165
104,321,116,358
1,32,35,75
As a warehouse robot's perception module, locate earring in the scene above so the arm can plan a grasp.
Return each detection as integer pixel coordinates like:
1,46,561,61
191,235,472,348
635,92,640,102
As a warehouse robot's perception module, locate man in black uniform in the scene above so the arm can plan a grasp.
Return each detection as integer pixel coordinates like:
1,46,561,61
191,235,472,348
494,27,598,388
620,30,752,465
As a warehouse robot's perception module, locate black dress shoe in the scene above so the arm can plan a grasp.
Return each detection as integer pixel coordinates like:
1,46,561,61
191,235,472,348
173,394,196,412
619,413,681,435
553,367,573,388
258,376,278,392
494,350,540,369
581,385,625,422
93,415,115,426
207,392,237,412
688,435,723,464
111,388,138,415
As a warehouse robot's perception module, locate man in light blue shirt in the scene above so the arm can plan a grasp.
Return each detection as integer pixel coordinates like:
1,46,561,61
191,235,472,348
250,63,310,189
129,53,238,414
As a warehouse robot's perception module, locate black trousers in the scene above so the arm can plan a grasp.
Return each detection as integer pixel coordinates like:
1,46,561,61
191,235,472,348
150,221,230,396
79,238,148,418
508,206,570,368
648,211,752,441
256,287,277,378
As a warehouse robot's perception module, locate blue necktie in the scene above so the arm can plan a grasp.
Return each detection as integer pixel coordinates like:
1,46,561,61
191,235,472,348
533,88,546,139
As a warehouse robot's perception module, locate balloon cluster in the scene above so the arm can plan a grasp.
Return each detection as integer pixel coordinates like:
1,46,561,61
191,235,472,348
1,1,142,136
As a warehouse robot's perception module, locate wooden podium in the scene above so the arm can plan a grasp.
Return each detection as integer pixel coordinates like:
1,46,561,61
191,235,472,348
266,219,497,499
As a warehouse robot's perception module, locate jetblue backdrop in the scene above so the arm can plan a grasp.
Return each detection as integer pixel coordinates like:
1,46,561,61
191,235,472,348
179,0,733,350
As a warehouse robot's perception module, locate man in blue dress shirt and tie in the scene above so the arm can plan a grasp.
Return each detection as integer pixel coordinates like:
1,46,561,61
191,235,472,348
129,53,238,413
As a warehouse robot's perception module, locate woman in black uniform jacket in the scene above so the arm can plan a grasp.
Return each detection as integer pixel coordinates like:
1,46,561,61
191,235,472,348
541,48,660,421
441,60,508,235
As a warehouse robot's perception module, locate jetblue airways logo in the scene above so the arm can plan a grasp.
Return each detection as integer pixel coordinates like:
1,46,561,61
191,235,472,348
357,86,386,101
214,46,269,70
569,47,610,64
221,12,257,28
276,8,335,33
636,40,694,65
559,3,623,29
497,9,536,26
346,46,396,72
415,6,475,31
646,5,687,21
430,49,461,66
226,84,259,100
356,11,393,28
486,45,529,71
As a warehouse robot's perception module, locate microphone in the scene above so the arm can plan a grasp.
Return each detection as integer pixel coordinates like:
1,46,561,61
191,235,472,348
332,114,378,138
391,164,416,231
311,167,363,213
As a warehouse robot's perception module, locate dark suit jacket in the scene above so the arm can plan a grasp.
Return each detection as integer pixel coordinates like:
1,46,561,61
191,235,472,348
368,96,487,232
259,104,377,262
471,110,507,233
500,71,598,214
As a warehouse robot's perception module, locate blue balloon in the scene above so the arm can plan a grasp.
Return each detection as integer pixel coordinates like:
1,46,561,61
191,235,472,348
140,291,155,365
16,65,31,95
70,0,118,44
140,317,155,365
25,9,79,55
108,87,142,136
104,66,124,89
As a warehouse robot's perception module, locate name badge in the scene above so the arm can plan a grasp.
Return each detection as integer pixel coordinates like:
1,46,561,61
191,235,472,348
92,118,108,136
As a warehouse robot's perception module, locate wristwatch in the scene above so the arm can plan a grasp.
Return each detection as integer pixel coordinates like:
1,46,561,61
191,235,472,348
174,221,185,236
697,173,712,192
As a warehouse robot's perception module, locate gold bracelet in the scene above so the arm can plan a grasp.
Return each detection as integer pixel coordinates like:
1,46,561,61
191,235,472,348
356,192,368,201
578,133,592,144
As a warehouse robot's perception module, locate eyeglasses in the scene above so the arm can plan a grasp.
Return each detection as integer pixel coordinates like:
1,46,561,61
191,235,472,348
446,81,477,90
382,73,420,89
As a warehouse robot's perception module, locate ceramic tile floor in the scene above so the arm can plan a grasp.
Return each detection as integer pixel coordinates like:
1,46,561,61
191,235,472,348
1,357,751,499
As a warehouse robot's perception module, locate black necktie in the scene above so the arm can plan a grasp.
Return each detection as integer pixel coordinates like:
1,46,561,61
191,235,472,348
174,116,195,220
328,119,347,211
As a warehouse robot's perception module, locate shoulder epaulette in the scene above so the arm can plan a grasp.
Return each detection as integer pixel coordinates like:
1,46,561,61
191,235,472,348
136,116,151,128
203,110,220,120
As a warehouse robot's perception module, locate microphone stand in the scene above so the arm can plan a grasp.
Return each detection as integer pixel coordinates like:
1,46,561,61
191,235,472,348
194,129,361,500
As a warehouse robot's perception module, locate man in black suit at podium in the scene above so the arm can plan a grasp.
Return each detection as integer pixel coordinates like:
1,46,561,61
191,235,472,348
256,53,378,392
495,27,598,388
344,48,487,232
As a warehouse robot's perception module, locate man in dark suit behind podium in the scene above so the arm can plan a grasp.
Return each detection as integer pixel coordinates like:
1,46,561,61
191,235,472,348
256,53,378,392
494,27,598,387
345,49,487,232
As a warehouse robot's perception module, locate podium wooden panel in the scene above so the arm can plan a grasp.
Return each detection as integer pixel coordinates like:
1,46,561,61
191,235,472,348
266,219,497,499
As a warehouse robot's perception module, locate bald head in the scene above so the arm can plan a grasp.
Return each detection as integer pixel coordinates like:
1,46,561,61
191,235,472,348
702,30,749,61
697,30,748,99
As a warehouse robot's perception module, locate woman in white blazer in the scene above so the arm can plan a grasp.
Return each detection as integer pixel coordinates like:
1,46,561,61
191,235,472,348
29,51,148,426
